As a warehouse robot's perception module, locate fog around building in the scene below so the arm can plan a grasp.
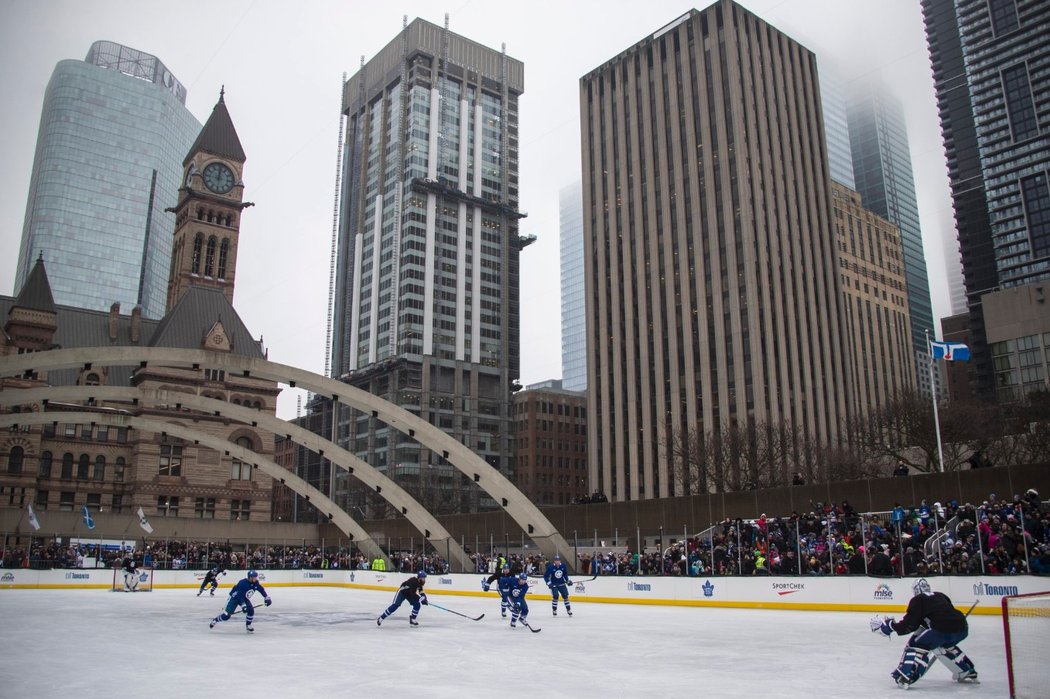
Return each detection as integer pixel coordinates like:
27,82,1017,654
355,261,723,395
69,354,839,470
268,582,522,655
0,0,954,418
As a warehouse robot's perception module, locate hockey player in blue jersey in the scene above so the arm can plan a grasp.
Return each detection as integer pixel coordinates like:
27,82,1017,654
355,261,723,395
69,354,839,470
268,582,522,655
543,553,573,616
209,570,271,633
197,564,227,596
377,570,428,627
482,562,514,617
508,571,531,628
871,578,978,687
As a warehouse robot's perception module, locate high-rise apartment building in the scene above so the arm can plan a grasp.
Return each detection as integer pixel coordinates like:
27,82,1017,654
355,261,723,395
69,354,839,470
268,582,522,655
580,1,851,501
331,18,530,513
846,81,936,397
14,41,201,319
922,0,1050,399
831,182,915,415
559,181,587,391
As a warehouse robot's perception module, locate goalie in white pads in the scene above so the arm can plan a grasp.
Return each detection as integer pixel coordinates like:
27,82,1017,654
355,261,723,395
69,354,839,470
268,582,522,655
870,578,978,688
121,556,140,592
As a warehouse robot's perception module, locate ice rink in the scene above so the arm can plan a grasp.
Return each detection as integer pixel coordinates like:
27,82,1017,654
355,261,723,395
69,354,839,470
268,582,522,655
0,586,1007,698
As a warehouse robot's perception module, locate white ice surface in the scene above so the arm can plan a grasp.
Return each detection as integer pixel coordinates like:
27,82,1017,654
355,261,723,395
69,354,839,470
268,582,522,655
0,587,1006,698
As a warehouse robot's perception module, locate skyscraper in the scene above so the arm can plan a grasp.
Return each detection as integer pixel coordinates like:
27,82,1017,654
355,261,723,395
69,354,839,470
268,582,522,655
14,41,201,319
559,181,587,391
818,67,856,189
580,1,851,501
922,0,1050,399
331,18,529,512
846,81,936,396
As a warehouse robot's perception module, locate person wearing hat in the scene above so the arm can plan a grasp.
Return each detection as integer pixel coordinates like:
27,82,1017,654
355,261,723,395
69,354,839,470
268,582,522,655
543,553,574,616
377,570,428,627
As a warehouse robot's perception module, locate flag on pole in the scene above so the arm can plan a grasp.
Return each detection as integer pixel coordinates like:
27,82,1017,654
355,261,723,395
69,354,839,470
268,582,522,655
26,504,41,531
137,506,154,534
82,505,96,530
930,340,970,361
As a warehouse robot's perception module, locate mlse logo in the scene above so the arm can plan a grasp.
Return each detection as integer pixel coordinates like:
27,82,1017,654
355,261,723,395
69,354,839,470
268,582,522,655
873,584,893,600
701,580,715,598
973,581,1019,597
65,572,89,580
1,572,15,582
303,572,324,579
574,581,587,592
439,577,453,585
628,582,652,592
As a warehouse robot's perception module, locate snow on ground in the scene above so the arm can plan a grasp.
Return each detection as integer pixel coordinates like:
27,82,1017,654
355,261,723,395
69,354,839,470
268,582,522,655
0,587,1006,698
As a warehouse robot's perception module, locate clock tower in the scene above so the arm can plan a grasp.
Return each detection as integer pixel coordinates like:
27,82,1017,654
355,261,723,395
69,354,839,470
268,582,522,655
165,88,252,312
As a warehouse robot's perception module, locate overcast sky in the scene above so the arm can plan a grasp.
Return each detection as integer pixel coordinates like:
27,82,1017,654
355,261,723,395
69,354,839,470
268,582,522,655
0,0,957,418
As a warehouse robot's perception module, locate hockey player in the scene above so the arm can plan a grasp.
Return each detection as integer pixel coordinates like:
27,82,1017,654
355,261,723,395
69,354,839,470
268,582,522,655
508,571,531,628
542,553,573,616
482,562,514,617
870,578,978,687
210,570,271,633
377,570,428,627
197,564,227,596
121,555,140,592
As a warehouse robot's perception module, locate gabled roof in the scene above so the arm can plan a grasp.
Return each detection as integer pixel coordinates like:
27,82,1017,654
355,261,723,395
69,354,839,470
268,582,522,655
13,256,56,313
183,89,245,166
148,286,264,359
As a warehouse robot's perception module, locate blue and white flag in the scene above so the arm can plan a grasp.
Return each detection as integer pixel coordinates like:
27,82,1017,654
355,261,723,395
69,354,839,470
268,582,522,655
26,504,41,531
137,506,154,534
931,340,970,361
82,505,96,530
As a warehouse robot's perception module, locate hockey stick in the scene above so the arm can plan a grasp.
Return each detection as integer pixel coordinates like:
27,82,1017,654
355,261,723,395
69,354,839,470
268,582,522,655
519,619,542,633
427,602,485,621
569,576,597,584
963,600,979,617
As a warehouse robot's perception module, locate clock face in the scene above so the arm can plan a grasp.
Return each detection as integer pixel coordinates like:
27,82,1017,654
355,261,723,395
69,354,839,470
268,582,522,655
202,162,235,194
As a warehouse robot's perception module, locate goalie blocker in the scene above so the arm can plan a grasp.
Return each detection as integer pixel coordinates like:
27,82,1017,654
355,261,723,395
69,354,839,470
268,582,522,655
110,568,154,592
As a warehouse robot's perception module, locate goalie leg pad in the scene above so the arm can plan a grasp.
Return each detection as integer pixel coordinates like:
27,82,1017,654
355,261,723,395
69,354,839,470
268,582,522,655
124,572,139,591
940,645,977,681
893,647,932,686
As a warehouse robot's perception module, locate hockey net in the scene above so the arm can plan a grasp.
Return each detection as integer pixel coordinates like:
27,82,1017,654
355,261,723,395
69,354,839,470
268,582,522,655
1002,591,1050,699
110,568,154,592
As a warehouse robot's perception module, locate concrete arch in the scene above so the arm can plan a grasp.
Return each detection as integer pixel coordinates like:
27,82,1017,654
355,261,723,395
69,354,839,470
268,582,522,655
0,347,573,564
0,385,472,571
0,410,391,565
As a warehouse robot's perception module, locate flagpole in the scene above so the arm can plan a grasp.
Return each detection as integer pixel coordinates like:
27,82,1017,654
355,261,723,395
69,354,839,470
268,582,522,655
926,329,945,473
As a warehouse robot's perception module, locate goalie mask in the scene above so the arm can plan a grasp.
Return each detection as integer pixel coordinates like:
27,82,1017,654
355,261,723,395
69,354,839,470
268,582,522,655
912,578,931,596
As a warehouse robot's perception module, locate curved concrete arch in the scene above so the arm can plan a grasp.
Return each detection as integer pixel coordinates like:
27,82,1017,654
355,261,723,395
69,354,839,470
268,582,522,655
0,385,472,571
0,347,574,564
0,410,391,565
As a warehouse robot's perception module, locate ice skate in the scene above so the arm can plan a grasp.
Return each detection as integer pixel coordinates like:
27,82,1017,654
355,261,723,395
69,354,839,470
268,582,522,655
376,616,383,626
246,624,254,633
409,618,419,626
955,671,979,684
209,620,216,628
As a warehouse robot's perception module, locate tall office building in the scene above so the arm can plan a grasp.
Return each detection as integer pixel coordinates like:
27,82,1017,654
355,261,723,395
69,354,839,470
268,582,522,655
818,67,856,189
580,1,851,501
922,0,1050,400
331,18,529,513
831,182,915,416
846,81,936,397
559,181,587,391
14,41,202,319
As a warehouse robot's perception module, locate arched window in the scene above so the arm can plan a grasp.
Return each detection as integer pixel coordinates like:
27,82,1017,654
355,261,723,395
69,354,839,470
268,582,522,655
94,455,106,481
83,372,101,386
77,454,90,480
207,209,214,223
61,453,74,479
218,238,229,279
192,234,204,274
205,236,217,277
7,446,23,474
39,451,52,478
231,436,253,481
197,207,205,221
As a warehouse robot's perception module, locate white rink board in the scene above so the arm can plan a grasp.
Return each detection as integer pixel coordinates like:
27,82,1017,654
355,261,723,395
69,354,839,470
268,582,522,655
2,568,1046,615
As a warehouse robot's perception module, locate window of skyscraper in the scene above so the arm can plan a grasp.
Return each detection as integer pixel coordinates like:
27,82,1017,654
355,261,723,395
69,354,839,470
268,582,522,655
989,0,1020,37
1021,173,1050,259
1001,63,1039,142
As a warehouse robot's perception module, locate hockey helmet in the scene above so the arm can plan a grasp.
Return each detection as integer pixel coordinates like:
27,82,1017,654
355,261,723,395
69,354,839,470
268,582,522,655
417,570,427,578
518,572,528,582
553,554,561,560
912,578,931,596
247,569,259,579
502,563,511,572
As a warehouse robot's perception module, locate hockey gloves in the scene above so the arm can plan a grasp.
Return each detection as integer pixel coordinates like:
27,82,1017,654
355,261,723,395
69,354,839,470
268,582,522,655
869,616,893,636
419,593,428,605
482,581,490,592
264,597,272,607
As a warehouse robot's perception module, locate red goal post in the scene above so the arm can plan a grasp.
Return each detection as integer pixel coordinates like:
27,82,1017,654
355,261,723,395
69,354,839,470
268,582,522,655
1002,590,1050,699
110,568,154,592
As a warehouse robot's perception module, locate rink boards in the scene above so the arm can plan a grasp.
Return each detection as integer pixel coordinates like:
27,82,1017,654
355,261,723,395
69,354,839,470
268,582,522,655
1,567,1045,615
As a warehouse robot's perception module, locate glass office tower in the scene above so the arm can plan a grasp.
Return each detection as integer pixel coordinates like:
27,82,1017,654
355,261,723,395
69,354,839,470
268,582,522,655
559,181,586,391
14,41,201,319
